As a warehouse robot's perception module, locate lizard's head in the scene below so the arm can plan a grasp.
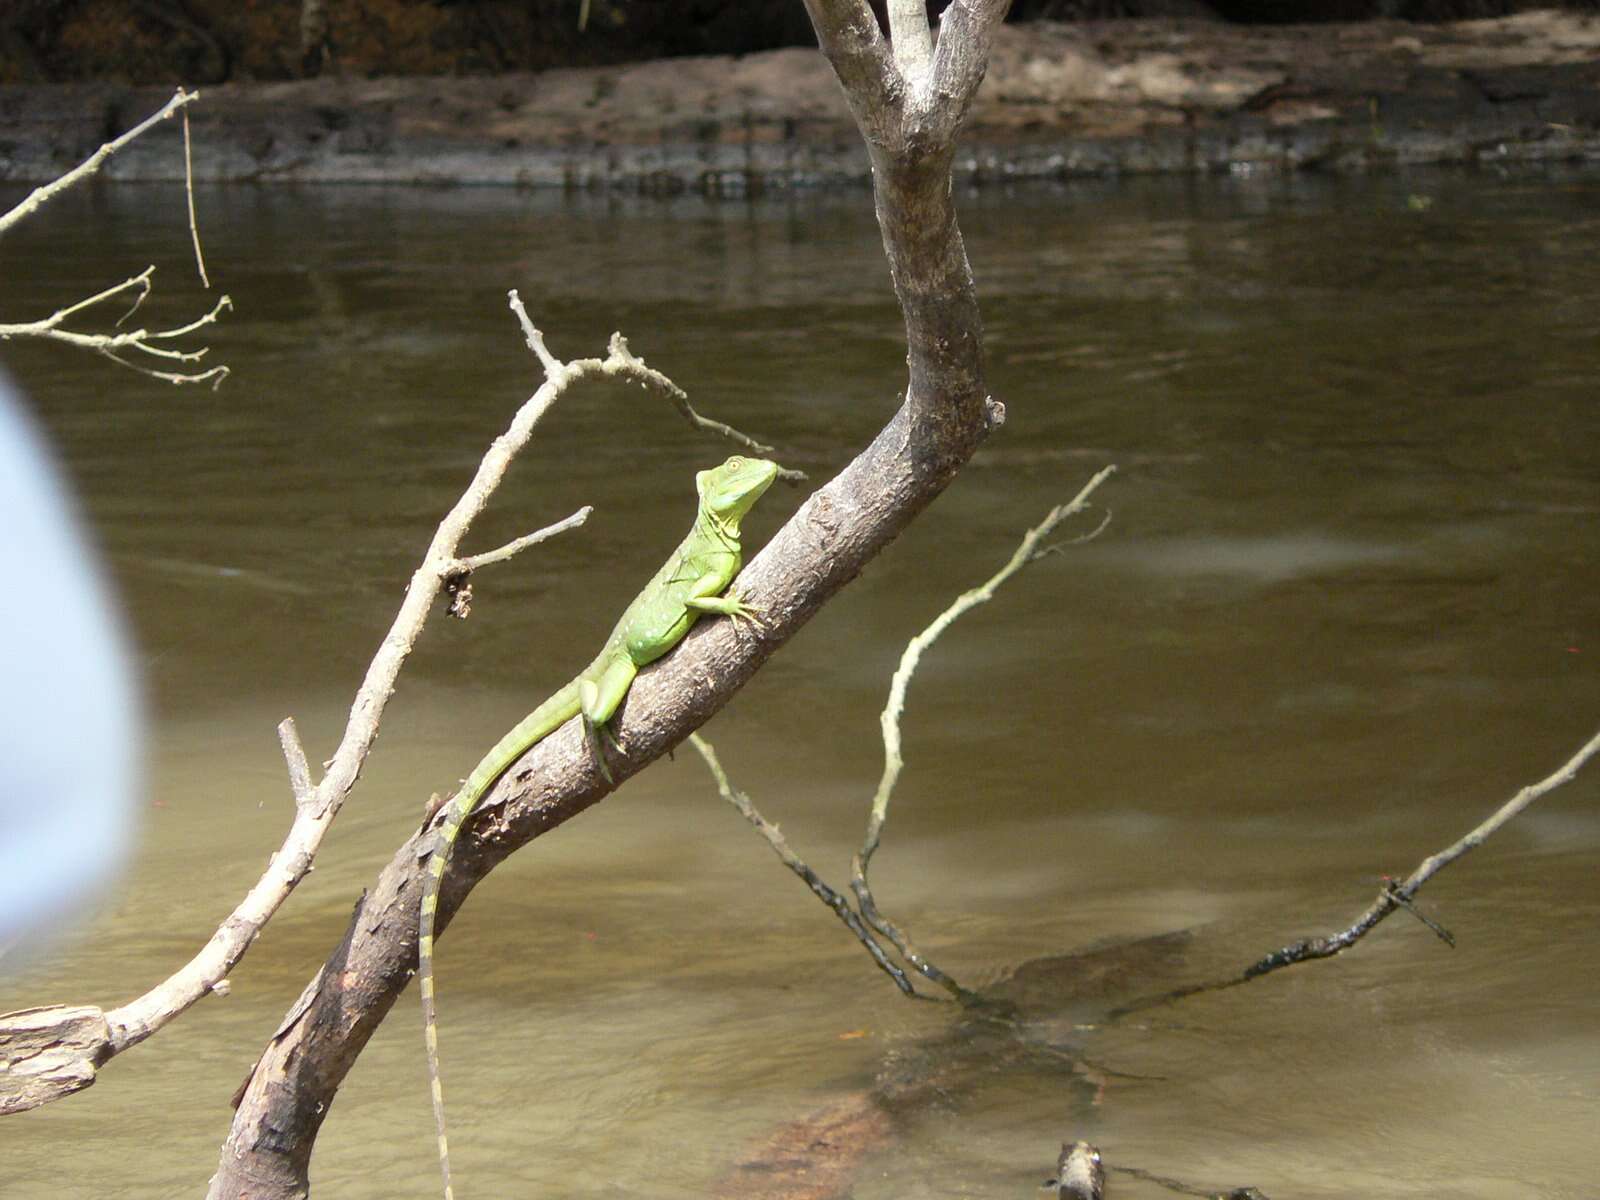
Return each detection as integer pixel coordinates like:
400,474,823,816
697,455,780,525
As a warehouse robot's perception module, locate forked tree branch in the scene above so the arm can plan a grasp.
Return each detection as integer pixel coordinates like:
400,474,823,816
0,313,767,1118
206,5,1011,1195
0,88,231,386
0,275,232,388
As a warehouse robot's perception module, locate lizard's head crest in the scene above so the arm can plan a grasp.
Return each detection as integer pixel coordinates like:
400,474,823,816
697,455,779,525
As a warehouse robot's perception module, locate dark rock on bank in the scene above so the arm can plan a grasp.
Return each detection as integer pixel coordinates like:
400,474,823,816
1,12,1596,189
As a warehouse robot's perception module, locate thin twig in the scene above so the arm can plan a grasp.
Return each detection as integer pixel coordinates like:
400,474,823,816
0,278,232,348
509,291,564,378
0,90,227,385
183,107,210,289
1382,879,1455,947
852,466,1118,999
142,294,234,343
451,506,594,573
95,351,228,390
2,287,235,387
0,88,199,238
689,734,916,995
58,268,155,326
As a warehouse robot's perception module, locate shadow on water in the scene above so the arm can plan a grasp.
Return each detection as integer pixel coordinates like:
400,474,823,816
1,168,1597,1198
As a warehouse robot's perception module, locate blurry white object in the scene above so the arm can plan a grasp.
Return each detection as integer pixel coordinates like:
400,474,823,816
0,371,141,954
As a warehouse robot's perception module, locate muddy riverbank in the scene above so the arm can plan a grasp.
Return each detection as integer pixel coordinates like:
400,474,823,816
1,11,1597,189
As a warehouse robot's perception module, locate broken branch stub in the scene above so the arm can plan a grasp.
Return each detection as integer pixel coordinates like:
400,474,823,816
0,1004,112,1115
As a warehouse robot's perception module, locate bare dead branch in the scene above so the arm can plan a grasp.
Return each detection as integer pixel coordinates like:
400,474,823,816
53,268,153,326
100,325,625,1044
0,273,229,344
0,87,232,388
1107,725,1600,1022
0,315,706,1114
0,88,199,238
602,329,772,451
101,356,228,389
0,1006,112,1116
507,294,798,473
1111,1160,1268,1199
851,467,1116,998
600,330,790,467
0,284,234,387
693,470,1115,1005
688,733,915,995
1242,726,1600,979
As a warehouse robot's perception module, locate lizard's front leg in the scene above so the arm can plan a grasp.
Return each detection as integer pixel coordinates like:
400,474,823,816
685,570,763,632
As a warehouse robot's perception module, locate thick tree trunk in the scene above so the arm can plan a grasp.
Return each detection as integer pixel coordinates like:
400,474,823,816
208,2,1011,1195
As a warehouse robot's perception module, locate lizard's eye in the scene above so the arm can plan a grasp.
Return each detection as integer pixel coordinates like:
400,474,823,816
727,456,744,469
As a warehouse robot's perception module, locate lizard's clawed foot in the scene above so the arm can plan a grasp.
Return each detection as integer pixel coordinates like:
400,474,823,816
725,590,768,636
585,717,618,786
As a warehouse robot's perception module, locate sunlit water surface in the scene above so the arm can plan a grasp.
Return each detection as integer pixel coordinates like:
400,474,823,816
2,170,1597,1199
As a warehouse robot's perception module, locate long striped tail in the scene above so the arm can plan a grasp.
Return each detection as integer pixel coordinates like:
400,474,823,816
419,679,584,1200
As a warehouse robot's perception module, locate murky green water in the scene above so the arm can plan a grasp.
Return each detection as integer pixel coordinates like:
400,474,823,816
2,170,1597,1199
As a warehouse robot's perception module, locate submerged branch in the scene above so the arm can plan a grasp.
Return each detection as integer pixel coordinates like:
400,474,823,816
1110,725,1600,1020
1242,725,1600,979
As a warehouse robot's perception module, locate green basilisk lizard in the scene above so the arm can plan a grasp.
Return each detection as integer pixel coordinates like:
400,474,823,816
419,454,780,1200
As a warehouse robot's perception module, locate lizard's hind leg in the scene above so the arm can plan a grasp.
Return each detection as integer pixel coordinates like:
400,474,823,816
579,656,637,785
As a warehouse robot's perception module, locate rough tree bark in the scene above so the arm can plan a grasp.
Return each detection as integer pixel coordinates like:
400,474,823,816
206,1,1011,1195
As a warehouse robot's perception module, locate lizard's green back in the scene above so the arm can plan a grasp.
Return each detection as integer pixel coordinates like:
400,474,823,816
419,455,778,1200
